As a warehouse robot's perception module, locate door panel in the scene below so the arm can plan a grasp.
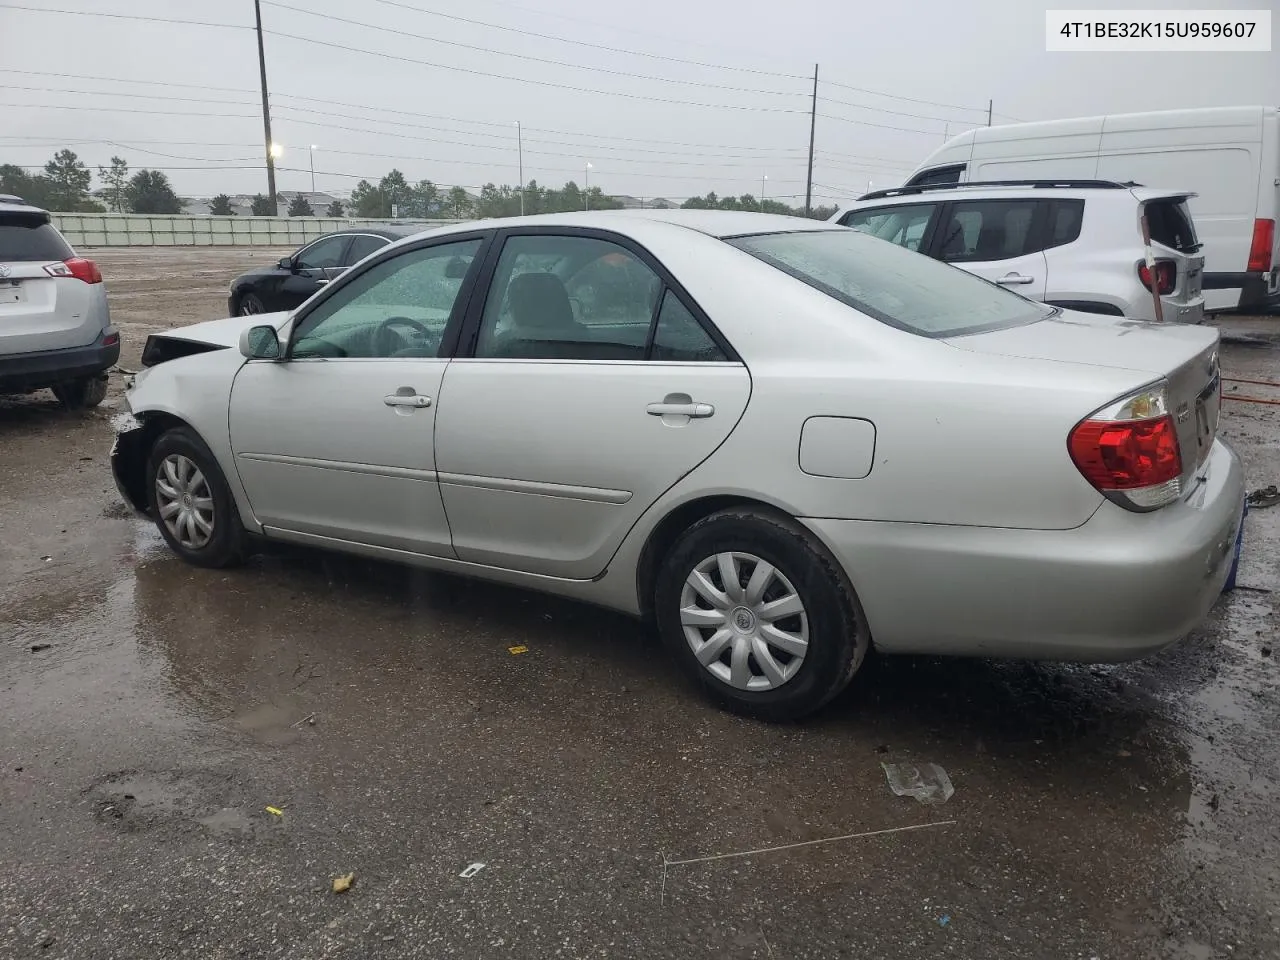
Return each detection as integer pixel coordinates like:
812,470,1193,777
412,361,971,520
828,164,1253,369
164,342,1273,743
932,199,1049,300
229,360,452,555
435,361,750,578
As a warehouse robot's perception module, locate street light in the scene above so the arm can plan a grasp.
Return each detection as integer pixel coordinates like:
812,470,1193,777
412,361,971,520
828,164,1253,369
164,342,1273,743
760,174,768,211
514,122,525,216
584,162,593,210
309,144,318,193
268,142,284,160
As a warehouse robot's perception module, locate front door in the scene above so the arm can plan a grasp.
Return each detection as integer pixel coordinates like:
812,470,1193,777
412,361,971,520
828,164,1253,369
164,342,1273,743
435,231,751,579
228,235,487,555
930,198,1049,300
277,233,351,309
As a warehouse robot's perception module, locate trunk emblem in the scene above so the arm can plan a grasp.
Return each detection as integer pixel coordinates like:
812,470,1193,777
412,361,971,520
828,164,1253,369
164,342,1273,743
0,265,10,278
1176,402,1191,424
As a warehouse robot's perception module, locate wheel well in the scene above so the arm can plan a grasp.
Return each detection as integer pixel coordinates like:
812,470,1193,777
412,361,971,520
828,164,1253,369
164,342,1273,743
635,495,790,621
115,412,196,513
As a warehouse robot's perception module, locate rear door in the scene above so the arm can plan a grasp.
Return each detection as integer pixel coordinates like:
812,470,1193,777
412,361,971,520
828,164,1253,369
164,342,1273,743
928,198,1049,299
0,210,99,354
434,228,750,579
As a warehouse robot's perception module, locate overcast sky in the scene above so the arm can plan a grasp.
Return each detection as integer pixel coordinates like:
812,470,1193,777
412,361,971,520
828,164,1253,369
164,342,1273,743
0,0,1275,204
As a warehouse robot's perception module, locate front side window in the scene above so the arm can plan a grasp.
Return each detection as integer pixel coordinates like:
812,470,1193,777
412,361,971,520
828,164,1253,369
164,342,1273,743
291,238,481,359
841,204,937,252
294,235,348,270
935,200,1038,263
727,229,1052,338
475,235,663,361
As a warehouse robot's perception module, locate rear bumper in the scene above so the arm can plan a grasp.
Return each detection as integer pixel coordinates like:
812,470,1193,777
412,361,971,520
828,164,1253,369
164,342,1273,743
0,330,120,392
1205,269,1280,310
802,438,1245,661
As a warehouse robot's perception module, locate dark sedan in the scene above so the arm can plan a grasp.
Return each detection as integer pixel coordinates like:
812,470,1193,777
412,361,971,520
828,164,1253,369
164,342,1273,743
227,227,422,316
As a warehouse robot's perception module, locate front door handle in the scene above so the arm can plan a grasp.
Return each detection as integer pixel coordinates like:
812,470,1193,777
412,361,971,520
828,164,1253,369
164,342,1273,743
384,393,432,408
995,274,1034,285
647,401,714,418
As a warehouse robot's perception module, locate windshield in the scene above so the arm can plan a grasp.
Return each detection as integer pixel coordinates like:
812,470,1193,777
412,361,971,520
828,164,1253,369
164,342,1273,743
726,229,1054,338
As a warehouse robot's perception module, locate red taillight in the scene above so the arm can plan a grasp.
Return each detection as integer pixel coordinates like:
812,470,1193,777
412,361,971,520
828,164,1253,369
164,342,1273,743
1137,259,1175,296
1069,416,1181,490
43,257,102,284
1247,218,1274,273
103,332,119,347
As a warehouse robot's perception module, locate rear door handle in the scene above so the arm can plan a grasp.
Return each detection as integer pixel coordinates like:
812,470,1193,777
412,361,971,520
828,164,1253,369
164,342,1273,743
384,393,432,408
995,274,1034,285
647,401,714,418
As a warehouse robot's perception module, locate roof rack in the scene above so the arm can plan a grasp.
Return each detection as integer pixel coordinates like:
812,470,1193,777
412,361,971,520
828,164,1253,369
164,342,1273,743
858,179,1140,201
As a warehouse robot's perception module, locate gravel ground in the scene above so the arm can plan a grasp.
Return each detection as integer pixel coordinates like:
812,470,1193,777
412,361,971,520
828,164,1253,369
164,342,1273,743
1,246,1278,959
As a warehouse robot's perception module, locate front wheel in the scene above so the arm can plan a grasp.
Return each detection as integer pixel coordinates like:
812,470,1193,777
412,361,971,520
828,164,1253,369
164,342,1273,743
655,509,869,721
146,427,246,568
52,375,108,409
237,292,266,316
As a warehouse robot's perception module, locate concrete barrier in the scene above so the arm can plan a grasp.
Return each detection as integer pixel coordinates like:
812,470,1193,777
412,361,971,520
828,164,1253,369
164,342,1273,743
53,214,457,247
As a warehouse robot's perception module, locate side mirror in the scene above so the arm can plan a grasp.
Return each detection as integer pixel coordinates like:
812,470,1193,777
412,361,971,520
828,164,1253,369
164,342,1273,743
278,256,294,270
239,324,281,360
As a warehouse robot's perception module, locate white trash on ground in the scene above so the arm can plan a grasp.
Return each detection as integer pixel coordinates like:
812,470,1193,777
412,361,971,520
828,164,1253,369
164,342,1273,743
881,762,954,804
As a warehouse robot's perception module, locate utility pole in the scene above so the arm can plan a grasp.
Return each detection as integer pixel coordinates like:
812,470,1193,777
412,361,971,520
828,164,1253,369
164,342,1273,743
804,64,818,217
515,121,525,216
309,145,316,194
253,0,278,216
986,99,993,127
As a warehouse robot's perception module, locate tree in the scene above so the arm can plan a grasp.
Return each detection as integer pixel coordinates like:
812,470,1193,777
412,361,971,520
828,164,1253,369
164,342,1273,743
445,186,472,219
43,149,93,211
325,199,344,217
0,164,52,208
126,169,182,214
349,179,385,218
475,182,521,219
287,193,314,217
248,194,272,216
209,194,235,216
379,169,410,216
97,156,129,213
405,179,439,218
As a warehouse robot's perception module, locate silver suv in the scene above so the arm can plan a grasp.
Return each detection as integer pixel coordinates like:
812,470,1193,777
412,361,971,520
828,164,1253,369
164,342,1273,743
830,180,1206,324
0,196,117,407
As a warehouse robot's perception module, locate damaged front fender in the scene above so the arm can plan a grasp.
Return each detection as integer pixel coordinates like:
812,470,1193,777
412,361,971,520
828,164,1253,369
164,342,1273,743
110,415,150,516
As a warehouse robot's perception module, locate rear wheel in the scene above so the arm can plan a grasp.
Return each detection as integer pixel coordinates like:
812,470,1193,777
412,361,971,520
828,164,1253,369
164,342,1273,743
146,427,246,568
655,508,869,721
52,374,108,409
237,293,265,316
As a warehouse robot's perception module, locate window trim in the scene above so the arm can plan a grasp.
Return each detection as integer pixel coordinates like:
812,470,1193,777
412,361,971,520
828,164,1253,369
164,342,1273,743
839,202,942,253
925,198,1050,264
454,225,741,363
291,233,353,272
284,229,494,360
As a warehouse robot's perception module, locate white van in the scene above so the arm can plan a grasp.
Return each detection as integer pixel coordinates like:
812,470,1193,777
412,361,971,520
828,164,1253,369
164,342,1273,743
906,106,1279,313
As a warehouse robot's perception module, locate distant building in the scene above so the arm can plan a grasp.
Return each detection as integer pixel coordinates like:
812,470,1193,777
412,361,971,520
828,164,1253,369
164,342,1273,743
611,195,674,210
179,191,345,217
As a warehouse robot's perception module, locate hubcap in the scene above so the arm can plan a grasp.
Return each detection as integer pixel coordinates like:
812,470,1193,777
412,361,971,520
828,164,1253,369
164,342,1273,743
679,552,809,692
155,454,215,550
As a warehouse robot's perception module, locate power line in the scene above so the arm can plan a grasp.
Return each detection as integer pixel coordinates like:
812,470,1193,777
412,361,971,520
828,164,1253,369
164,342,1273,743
260,1,804,99
816,112,939,136
820,77,989,114
0,68,258,96
263,29,810,115
358,0,806,81
0,101,259,119
0,84,258,108
0,3,248,30
817,95,973,126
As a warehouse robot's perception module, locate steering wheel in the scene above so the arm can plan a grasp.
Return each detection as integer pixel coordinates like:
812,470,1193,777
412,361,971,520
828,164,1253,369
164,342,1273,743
373,316,433,357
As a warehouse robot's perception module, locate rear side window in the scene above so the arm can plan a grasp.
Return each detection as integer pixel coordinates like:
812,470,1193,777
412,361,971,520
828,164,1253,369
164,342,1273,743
346,234,389,264
1045,200,1085,249
1144,199,1200,253
727,229,1053,338
0,212,74,262
934,200,1038,262
905,164,965,187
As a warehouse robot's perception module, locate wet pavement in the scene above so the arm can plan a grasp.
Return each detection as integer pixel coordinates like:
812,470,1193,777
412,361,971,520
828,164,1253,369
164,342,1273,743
2,248,1280,959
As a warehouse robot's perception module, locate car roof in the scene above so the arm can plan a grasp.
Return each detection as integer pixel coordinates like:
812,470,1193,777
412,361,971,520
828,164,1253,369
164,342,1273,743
839,182,1193,210
0,197,50,218
318,226,420,240
396,209,840,243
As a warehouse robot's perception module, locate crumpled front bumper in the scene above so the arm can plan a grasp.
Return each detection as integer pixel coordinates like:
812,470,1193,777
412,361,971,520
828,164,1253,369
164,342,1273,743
110,414,150,515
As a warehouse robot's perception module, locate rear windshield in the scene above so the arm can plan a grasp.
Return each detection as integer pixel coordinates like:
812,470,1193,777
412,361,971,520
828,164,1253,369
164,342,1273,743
1144,199,1200,253
725,229,1054,338
0,212,73,262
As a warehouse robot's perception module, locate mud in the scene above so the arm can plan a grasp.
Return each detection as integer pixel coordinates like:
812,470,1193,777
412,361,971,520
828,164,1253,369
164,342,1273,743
1,247,1279,958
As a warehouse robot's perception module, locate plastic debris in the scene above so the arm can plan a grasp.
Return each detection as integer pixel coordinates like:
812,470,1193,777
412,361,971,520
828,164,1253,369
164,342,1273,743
459,862,486,878
882,762,954,805
507,645,528,655
332,872,355,894
265,806,284,817
938,915,951,927
1247,485,1279,509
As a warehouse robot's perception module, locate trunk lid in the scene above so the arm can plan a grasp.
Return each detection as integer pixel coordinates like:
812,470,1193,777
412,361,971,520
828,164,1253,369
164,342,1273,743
947,310,1221,490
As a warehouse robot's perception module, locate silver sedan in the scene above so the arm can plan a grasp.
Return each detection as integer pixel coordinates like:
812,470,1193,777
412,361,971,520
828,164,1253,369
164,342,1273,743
111,210,1245,720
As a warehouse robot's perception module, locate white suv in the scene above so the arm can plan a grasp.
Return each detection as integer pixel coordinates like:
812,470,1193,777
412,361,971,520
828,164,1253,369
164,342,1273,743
830,180,1206,324
0,195,117,407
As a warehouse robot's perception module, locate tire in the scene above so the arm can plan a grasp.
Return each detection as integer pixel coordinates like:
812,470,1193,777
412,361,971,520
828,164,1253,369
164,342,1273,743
654,508,869,721
237,292,266,316
52,375,108,409
145,427,246,568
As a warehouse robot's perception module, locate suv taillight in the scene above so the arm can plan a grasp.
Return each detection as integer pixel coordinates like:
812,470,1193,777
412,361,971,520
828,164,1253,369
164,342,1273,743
43,257,102,284
1068,384,1183,511
1248,218,1275,273
1137,260,1175,296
